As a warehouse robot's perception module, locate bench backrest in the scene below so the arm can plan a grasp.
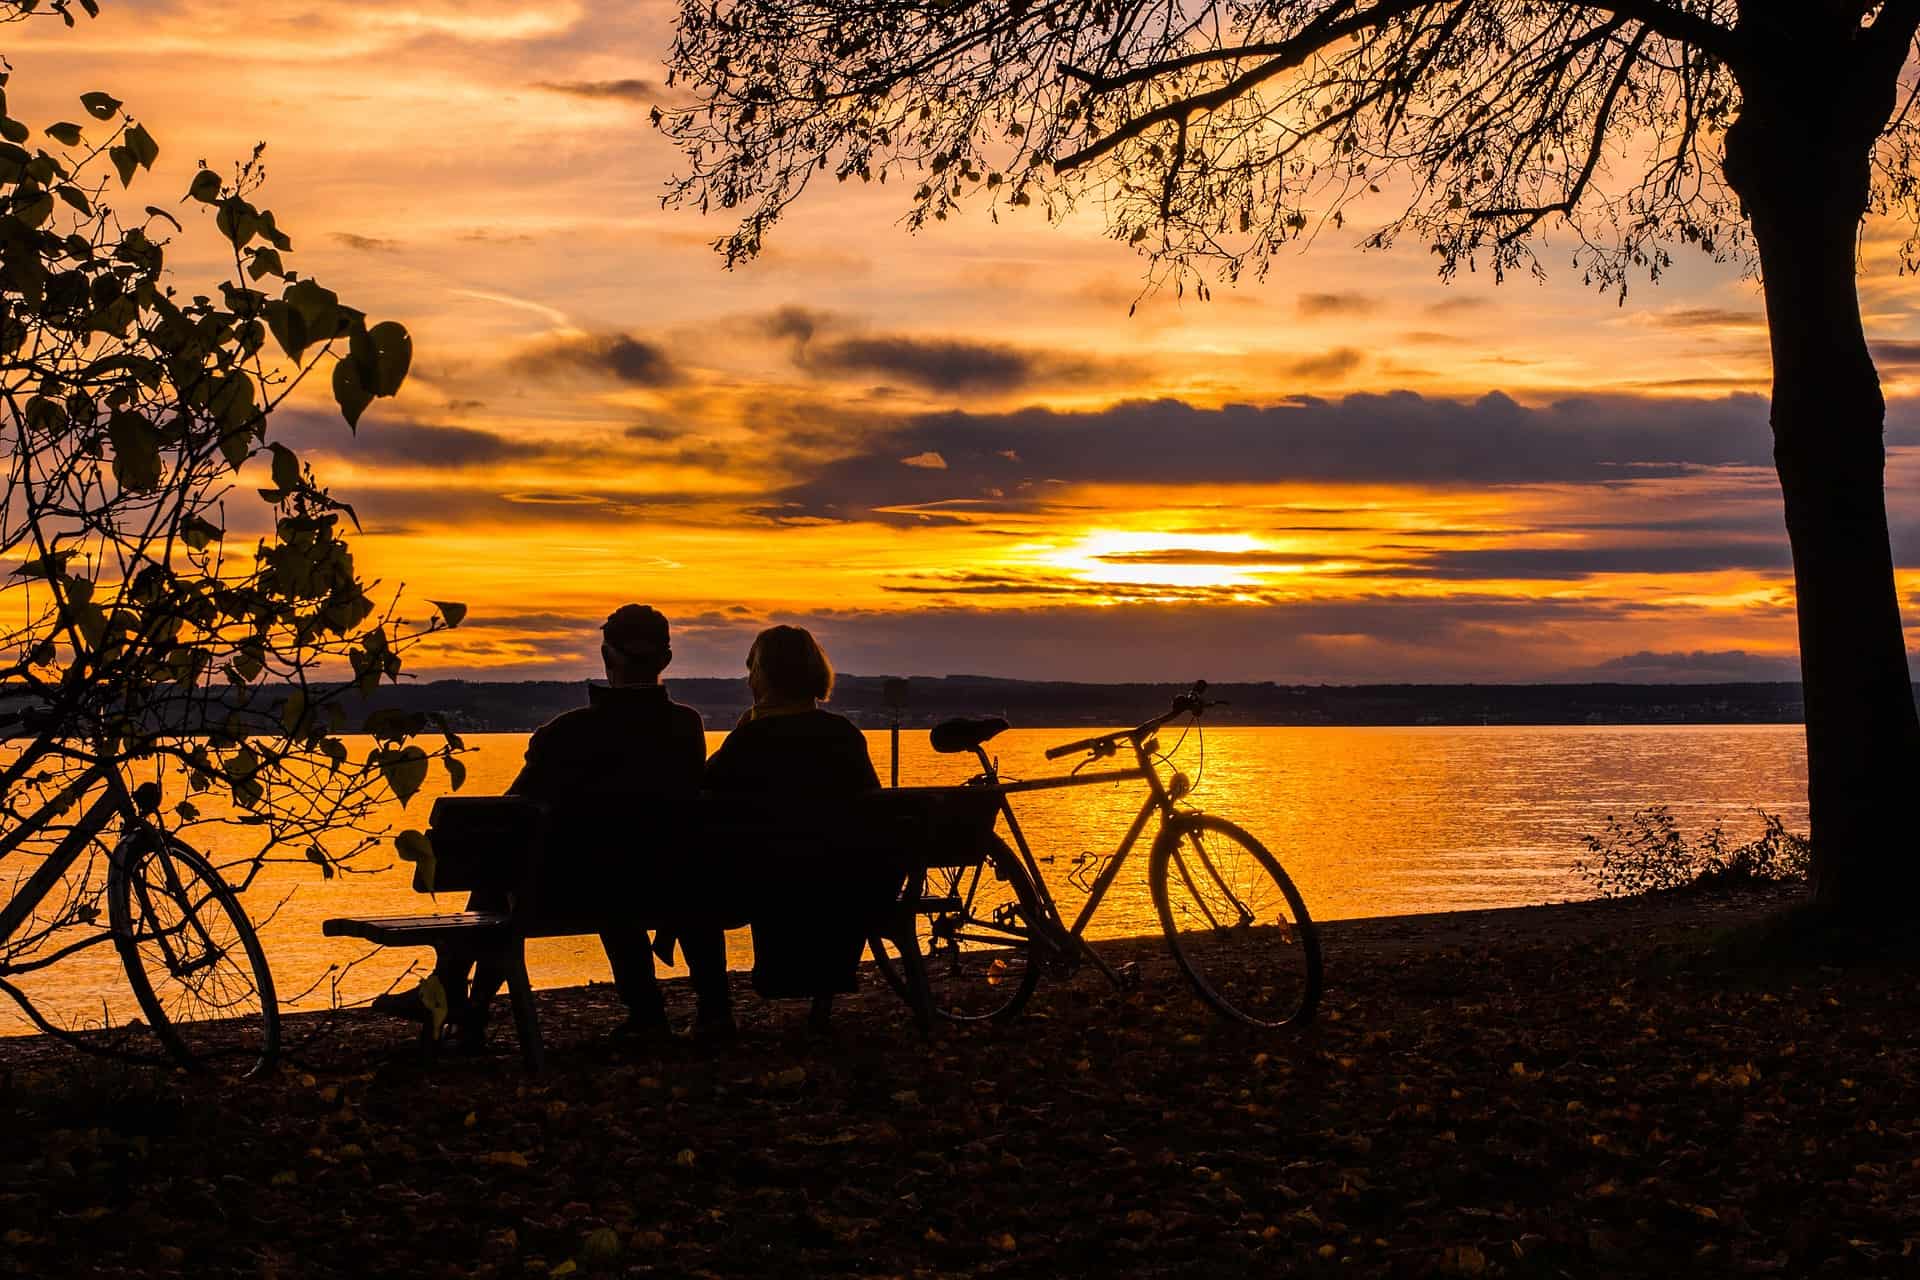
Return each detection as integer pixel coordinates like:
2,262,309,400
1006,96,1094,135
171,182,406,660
420,795,547,895
691,786,1000,865
421,786,1003,902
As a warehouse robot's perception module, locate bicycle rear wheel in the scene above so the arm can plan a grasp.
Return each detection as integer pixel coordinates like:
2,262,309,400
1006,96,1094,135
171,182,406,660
872,833,1043,1023
1149,814,1321,1029
109,830,279,1074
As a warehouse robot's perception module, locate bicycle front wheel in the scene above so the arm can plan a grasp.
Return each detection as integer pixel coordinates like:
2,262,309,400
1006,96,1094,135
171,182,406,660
1149,815,1321,1029
109,831,279,1074
872,834,1043,1024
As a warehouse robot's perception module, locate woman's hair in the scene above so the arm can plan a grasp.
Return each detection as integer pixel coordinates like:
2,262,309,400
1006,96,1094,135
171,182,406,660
748,625,834,703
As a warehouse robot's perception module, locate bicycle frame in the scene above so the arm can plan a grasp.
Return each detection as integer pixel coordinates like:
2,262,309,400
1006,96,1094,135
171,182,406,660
0,763,123,951
965,731,1187,988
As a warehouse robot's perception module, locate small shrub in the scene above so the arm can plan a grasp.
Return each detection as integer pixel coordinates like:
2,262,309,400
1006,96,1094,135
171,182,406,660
1574,807,1810,899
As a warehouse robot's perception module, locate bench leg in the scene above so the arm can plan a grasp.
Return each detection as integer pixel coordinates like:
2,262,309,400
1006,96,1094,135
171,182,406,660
880,923,935,1034
502,939,545,1073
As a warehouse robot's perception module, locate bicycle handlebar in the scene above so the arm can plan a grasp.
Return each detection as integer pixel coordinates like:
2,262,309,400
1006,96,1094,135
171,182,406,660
1042,681,1221,760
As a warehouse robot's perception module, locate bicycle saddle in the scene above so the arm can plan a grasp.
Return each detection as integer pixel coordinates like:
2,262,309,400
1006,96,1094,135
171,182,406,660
930,716,1010,754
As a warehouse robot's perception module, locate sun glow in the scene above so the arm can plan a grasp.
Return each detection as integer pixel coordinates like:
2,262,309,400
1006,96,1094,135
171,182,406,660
1053,531,1280,590
10,3,1872,682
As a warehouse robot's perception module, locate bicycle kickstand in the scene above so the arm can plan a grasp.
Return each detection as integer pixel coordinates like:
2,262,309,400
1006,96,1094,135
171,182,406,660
1076,938,1136,992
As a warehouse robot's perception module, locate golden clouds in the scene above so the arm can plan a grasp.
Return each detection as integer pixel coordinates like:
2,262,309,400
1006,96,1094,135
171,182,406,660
12,3,1916,681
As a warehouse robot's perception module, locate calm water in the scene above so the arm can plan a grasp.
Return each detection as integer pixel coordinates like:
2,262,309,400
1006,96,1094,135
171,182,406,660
3,724,1809,1034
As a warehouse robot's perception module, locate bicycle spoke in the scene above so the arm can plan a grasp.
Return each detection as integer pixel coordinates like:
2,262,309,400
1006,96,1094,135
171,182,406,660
871,834,1042,1023
114,836,278,1071
1153,817,1320,1029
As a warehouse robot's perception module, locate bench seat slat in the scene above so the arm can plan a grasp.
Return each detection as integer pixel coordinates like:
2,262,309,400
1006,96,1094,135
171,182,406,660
323,912,511,944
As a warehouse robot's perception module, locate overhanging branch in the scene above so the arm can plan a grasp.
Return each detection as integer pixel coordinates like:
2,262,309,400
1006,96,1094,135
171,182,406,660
1559,1,1739,65
1055,0,1738,177
1470,22,1648,245
1053,0,1436,174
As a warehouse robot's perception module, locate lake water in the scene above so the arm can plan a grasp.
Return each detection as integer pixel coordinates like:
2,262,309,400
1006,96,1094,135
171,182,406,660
2,724,1809,1034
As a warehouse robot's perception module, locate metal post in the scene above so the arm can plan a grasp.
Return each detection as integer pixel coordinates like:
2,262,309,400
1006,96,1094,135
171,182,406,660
883,677,909,788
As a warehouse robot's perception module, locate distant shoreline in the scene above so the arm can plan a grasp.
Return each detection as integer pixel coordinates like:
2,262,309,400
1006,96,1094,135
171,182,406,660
336,676,1829,733
0,676,1841,738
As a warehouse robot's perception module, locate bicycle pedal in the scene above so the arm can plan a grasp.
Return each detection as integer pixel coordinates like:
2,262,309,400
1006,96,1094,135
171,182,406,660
1114,961,1142,991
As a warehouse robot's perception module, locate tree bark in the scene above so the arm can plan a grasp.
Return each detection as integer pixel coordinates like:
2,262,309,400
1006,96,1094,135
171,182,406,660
1725,101,1920,914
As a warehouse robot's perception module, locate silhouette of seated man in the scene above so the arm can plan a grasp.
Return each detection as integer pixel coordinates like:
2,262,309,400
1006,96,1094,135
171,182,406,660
386,605,731,1041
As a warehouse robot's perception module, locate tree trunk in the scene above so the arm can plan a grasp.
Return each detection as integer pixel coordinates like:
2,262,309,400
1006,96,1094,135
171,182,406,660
1726,106,1920,914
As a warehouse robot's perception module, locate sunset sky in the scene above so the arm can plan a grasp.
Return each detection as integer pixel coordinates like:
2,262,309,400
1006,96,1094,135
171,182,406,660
14,2,1920,684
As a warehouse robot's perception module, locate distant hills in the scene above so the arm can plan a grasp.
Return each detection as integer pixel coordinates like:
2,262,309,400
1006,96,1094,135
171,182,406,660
347,676,1817,733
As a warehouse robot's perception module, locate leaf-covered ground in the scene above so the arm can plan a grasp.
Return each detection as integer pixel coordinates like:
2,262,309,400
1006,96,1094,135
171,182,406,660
4,884,1917,1278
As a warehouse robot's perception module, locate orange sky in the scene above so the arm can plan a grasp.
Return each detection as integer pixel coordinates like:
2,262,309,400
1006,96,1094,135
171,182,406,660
11,2,1920,683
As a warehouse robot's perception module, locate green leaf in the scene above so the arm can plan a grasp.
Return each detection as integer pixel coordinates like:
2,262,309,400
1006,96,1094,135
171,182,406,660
332,356,372,428
174,800,199,822
0,118,27,144
217,422,251,471
183,171,221,208
10,549,75,579
210,370,257,430
16,191,53,228
378,745,431,805
24,394,66,432
430,600,467,629
362,320,412,396
108,411,163,490
283,278,339,343
108,144,135,186
363,706,425,741
304,845,335,879
268,441,301,492
247,247,283,280
79,91,121,120
54,184,89,214
44,121,82,146
443,753,467,791
89,294,136,337
179,513,224,550
281,687,308,734
123,122,158,169
216,196,258,248
256,208,292,252
395,828,436,890
262,299,307,360
319,737,348,770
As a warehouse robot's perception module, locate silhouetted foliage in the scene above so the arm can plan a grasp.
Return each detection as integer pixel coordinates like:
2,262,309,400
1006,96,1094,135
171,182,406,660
1575,807,1810,899
654,3,1920,295
660,3,1920,914
0,2,462,1032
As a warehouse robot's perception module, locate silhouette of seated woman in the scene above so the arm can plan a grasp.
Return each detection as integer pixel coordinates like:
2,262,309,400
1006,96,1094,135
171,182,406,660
382,605,731,1043
703,625,879,1027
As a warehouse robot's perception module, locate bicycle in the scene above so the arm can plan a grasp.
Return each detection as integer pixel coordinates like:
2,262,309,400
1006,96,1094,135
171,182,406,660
872,681,1322,1030
0,707,279,1073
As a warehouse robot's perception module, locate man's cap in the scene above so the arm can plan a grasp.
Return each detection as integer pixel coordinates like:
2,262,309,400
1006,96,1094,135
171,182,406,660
602,604,670,656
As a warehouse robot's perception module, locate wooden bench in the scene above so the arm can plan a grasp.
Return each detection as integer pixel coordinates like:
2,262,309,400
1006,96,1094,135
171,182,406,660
323,787,1002,1069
